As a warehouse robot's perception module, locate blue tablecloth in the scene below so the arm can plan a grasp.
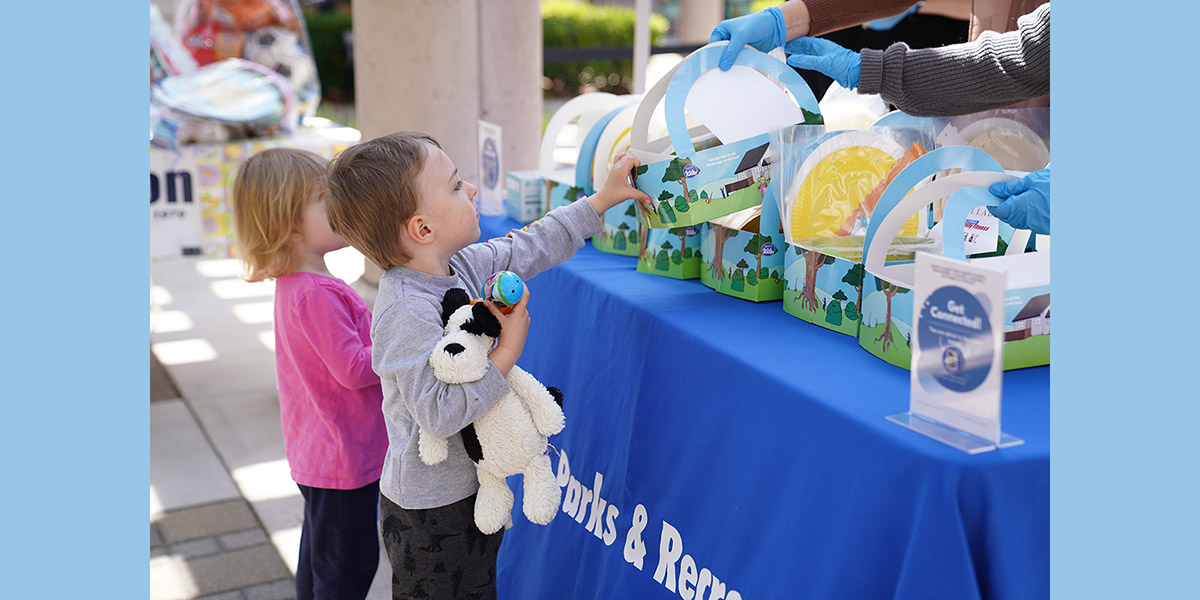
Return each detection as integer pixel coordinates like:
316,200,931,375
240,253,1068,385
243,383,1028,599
482,215,1048,600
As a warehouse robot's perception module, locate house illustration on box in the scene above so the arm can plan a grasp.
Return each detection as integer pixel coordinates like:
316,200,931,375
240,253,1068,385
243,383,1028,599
721,142,771,197
1006,293,1050,341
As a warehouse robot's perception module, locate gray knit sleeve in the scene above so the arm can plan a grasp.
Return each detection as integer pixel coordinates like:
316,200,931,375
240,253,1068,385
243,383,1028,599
859,2,1050,117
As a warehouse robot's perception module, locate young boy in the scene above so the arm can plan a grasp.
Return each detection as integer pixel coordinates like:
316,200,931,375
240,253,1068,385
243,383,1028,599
324,130,650,599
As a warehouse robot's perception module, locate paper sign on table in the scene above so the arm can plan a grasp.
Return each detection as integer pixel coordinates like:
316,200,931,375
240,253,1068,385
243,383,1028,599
887,252,1023,454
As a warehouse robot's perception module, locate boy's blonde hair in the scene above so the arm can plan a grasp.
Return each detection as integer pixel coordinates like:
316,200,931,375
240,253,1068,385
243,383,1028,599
324,130,440,270
232,148,327,282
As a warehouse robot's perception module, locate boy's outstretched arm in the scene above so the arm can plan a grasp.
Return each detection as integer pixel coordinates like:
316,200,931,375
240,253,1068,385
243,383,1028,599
455,154,652,287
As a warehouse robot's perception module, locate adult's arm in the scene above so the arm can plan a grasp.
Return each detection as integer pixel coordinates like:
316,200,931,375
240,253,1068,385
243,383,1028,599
799,0,920,37
859,2,1049,116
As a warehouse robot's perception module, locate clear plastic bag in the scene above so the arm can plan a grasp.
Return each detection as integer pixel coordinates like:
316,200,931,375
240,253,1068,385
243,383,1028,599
770,123,936,244
174,0,321,119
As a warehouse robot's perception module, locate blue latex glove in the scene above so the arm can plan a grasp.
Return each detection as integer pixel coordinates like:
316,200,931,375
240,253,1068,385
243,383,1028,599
988,167,1050,235
709,6,787,71
864,2,922,31
784,37,862,89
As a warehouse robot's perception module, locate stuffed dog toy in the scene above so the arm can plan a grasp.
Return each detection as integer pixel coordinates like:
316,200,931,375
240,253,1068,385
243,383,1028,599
420,288,565,534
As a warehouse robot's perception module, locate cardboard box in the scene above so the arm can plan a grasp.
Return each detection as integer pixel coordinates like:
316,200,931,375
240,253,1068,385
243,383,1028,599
505,170,545,224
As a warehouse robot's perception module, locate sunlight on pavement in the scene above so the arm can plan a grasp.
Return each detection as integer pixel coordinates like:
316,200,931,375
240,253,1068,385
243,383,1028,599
233,459,299,503
233,301,274,325
195,258,247,279
210,278,274,300
258,330,275,352
152,310,195,334
153,338,218,365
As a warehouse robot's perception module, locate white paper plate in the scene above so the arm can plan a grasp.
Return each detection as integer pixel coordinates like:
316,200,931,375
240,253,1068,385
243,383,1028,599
960,117,1049,172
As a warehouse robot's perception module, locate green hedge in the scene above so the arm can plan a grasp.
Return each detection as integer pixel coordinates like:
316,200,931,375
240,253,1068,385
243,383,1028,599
304,11,354,102
543,0,669,96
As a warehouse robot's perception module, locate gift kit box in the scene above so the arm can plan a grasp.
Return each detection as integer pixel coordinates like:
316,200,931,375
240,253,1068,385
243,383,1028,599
505,170,545,224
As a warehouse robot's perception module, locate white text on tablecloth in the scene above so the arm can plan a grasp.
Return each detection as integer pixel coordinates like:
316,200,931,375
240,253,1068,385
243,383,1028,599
555,450,744,600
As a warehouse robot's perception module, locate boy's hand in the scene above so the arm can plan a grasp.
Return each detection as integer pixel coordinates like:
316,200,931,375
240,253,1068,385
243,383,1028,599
484,287,531,376
588,153,653,217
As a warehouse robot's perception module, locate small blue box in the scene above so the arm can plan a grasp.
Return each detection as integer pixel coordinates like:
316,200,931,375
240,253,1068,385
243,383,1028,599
506,171,545,224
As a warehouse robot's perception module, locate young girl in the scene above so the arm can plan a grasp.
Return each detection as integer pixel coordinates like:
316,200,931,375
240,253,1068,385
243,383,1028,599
232,148,387,600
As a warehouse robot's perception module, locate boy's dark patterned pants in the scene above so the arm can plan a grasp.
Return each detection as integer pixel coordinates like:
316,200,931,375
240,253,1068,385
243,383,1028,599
379,493,504,600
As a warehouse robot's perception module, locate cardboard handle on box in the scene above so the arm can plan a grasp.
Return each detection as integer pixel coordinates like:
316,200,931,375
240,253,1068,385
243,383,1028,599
629,43,819,160
862,146,1011,286
575,103,637,195
629,53,693,160
539,92,620,181
941,187,1032,259
663,44,819,158
862,171,1016,286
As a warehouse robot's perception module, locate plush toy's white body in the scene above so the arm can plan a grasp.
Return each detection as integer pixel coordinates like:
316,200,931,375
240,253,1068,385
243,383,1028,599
420,291,565,534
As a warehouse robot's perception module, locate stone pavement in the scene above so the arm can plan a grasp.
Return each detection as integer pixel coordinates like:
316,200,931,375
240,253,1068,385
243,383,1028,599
150,250,390,600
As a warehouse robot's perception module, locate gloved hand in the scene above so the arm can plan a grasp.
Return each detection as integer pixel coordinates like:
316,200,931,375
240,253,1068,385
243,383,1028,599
784,37,862,89
863,2,922,31
709,6,787,71
988,167,1050,235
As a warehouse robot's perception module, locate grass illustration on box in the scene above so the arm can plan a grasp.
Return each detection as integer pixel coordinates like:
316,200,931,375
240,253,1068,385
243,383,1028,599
782,242,866,337
1001,286,1050,370
632,139,773,228
592,201,640,256
699,223,783,301
636,224,700,279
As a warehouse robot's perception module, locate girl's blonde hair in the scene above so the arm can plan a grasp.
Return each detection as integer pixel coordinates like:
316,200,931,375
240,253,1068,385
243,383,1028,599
232,148,327,282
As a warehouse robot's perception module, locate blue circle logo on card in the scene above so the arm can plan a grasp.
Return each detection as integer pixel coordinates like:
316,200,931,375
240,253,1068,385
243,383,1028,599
481,138,499,190
917,285,993,392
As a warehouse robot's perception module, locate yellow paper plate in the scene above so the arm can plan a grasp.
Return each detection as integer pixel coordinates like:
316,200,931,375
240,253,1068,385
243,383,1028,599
789,132,904,240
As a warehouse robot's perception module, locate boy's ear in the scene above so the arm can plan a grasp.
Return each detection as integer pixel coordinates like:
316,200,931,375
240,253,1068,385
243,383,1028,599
404,213,435,246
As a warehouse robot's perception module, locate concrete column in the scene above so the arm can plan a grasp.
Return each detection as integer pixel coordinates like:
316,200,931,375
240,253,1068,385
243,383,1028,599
353,0,481,289
479,0,542,172
676,0,724,45
354,0,481,178
352,1,544,289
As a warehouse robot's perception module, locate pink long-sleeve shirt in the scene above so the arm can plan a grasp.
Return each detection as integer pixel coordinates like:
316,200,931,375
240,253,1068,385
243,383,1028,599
274,271,387,489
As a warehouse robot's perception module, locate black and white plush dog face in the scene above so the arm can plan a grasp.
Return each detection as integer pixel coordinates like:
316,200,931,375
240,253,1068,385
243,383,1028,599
429,288,503,384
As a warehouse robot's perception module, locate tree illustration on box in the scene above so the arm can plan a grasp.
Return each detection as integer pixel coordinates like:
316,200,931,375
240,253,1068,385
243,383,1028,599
566,186,584,204
668,227,691,261
743,233,772,282
798,248,835,312
842,263,865,323
614,223,629,250
709,224,738,281
662,156,694,203
874,278,909,352
801,107,824,125
655,240,674,271
624,204,640,246
656,190,677,223
732,259,749,291
827,290,847,325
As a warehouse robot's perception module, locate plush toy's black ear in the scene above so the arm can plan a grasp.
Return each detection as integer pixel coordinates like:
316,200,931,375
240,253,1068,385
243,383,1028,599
441,288,472,326
461,302,502,338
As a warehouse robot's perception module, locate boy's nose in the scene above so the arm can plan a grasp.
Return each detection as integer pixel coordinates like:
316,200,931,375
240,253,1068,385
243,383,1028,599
467,182,478,200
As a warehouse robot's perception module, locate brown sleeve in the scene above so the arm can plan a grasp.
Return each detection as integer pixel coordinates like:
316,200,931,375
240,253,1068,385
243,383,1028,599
802,0,923,36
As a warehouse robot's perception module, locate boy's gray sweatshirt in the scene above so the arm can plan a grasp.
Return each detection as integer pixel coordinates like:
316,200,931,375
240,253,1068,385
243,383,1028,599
859,2,1050,117
372,199,602,509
